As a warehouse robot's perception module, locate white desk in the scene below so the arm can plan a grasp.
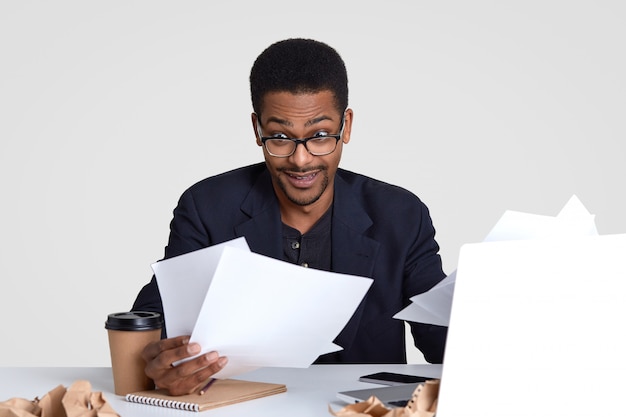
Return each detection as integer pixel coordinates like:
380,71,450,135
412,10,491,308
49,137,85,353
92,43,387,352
0,364,441,416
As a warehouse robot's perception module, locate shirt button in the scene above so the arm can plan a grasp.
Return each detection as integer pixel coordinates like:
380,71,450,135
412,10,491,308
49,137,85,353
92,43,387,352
301,262,309,268
291,241,300,249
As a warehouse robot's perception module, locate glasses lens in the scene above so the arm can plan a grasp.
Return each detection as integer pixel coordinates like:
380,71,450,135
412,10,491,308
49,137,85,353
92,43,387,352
306,137,338,156
265,139,296,156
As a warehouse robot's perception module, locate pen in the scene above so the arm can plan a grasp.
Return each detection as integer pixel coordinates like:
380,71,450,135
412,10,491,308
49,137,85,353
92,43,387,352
199,378,216,395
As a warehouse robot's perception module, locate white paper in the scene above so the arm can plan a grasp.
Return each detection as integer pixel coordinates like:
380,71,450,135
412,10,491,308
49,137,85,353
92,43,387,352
483,195,598,242
393,271,456,326
394,195,598,326
152,239,373,379
152,237,250,338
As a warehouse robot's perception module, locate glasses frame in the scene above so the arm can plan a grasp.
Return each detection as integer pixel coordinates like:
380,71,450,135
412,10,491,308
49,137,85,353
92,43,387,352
256,113,346,158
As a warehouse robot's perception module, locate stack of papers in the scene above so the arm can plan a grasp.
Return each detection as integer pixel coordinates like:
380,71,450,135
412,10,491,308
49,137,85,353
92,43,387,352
152,238,372,378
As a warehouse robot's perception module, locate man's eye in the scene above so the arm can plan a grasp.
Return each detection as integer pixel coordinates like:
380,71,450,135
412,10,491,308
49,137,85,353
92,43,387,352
271,133,289,139
313,131,330,138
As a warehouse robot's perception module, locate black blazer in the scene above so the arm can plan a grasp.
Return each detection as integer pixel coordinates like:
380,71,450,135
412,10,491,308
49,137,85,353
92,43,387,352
133,163,448,364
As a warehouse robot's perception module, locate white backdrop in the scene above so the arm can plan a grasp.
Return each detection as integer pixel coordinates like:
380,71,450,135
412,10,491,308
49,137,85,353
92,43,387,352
1,1,624,366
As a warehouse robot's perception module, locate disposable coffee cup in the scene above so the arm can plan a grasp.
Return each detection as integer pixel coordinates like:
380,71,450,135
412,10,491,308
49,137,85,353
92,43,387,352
105,311,163,395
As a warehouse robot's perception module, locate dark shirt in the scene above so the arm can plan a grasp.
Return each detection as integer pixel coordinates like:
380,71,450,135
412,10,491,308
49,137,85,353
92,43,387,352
282,207,332,271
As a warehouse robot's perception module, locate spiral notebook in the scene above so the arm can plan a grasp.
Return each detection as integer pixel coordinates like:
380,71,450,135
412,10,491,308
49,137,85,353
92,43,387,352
125,379,287,411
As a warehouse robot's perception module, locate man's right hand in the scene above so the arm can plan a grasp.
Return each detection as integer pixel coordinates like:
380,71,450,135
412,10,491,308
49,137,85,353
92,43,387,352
141,335,228,396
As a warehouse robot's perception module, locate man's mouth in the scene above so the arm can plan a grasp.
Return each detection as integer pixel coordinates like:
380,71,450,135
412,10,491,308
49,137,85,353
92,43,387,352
289,172,317,181
281,169,322,188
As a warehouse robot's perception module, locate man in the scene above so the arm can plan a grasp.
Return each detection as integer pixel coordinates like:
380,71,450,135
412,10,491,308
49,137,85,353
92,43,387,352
132,38,448,395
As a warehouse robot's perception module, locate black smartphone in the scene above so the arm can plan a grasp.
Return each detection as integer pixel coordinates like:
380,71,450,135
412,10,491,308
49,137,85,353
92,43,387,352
358,372,430,386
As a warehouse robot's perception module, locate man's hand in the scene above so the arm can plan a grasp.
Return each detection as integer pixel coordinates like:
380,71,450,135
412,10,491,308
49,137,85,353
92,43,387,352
141,335,228,396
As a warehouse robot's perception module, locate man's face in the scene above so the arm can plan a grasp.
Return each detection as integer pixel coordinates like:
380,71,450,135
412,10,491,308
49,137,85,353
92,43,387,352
252,90,352,208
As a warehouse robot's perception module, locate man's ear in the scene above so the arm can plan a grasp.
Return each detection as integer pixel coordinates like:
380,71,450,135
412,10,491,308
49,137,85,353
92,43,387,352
342,108,353,144
251,112,262,147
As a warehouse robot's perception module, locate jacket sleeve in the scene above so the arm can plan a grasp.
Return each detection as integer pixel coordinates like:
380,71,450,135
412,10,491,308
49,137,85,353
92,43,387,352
403,202,448,363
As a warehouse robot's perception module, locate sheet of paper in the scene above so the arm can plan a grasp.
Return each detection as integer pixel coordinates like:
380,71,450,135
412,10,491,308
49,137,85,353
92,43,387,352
394,195,598,326
190,246,372,378
483,195,598,242
393,271,455,326
152,239,373,379
152,237,250,338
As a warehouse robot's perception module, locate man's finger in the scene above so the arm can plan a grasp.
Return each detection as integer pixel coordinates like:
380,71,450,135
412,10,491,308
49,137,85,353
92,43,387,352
141,335,190,362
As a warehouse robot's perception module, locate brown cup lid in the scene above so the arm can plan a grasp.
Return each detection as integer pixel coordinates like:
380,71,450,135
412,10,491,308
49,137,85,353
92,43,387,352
105,311,163,331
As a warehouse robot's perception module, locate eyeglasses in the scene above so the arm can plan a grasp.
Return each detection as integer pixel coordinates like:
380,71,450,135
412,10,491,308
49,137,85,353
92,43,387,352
256,114,346,158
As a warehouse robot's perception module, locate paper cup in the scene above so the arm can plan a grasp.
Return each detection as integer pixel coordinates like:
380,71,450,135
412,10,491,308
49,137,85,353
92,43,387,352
105,311,163,395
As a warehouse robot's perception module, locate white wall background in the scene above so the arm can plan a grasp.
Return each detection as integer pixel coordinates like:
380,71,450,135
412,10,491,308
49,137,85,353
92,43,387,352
1,1,624,366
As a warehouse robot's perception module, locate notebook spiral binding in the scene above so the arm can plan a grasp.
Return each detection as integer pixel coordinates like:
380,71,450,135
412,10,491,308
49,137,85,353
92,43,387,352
126,393,200,411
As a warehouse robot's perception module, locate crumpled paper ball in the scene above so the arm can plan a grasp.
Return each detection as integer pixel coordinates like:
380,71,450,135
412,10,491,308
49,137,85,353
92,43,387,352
329,379,440,417
0,381,119,417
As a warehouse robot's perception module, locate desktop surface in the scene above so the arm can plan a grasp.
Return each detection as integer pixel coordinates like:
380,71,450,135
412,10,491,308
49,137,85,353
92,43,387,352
0,364,442,417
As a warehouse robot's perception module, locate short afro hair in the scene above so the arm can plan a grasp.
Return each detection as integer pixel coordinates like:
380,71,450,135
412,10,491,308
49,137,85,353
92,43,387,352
250,38,348,118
